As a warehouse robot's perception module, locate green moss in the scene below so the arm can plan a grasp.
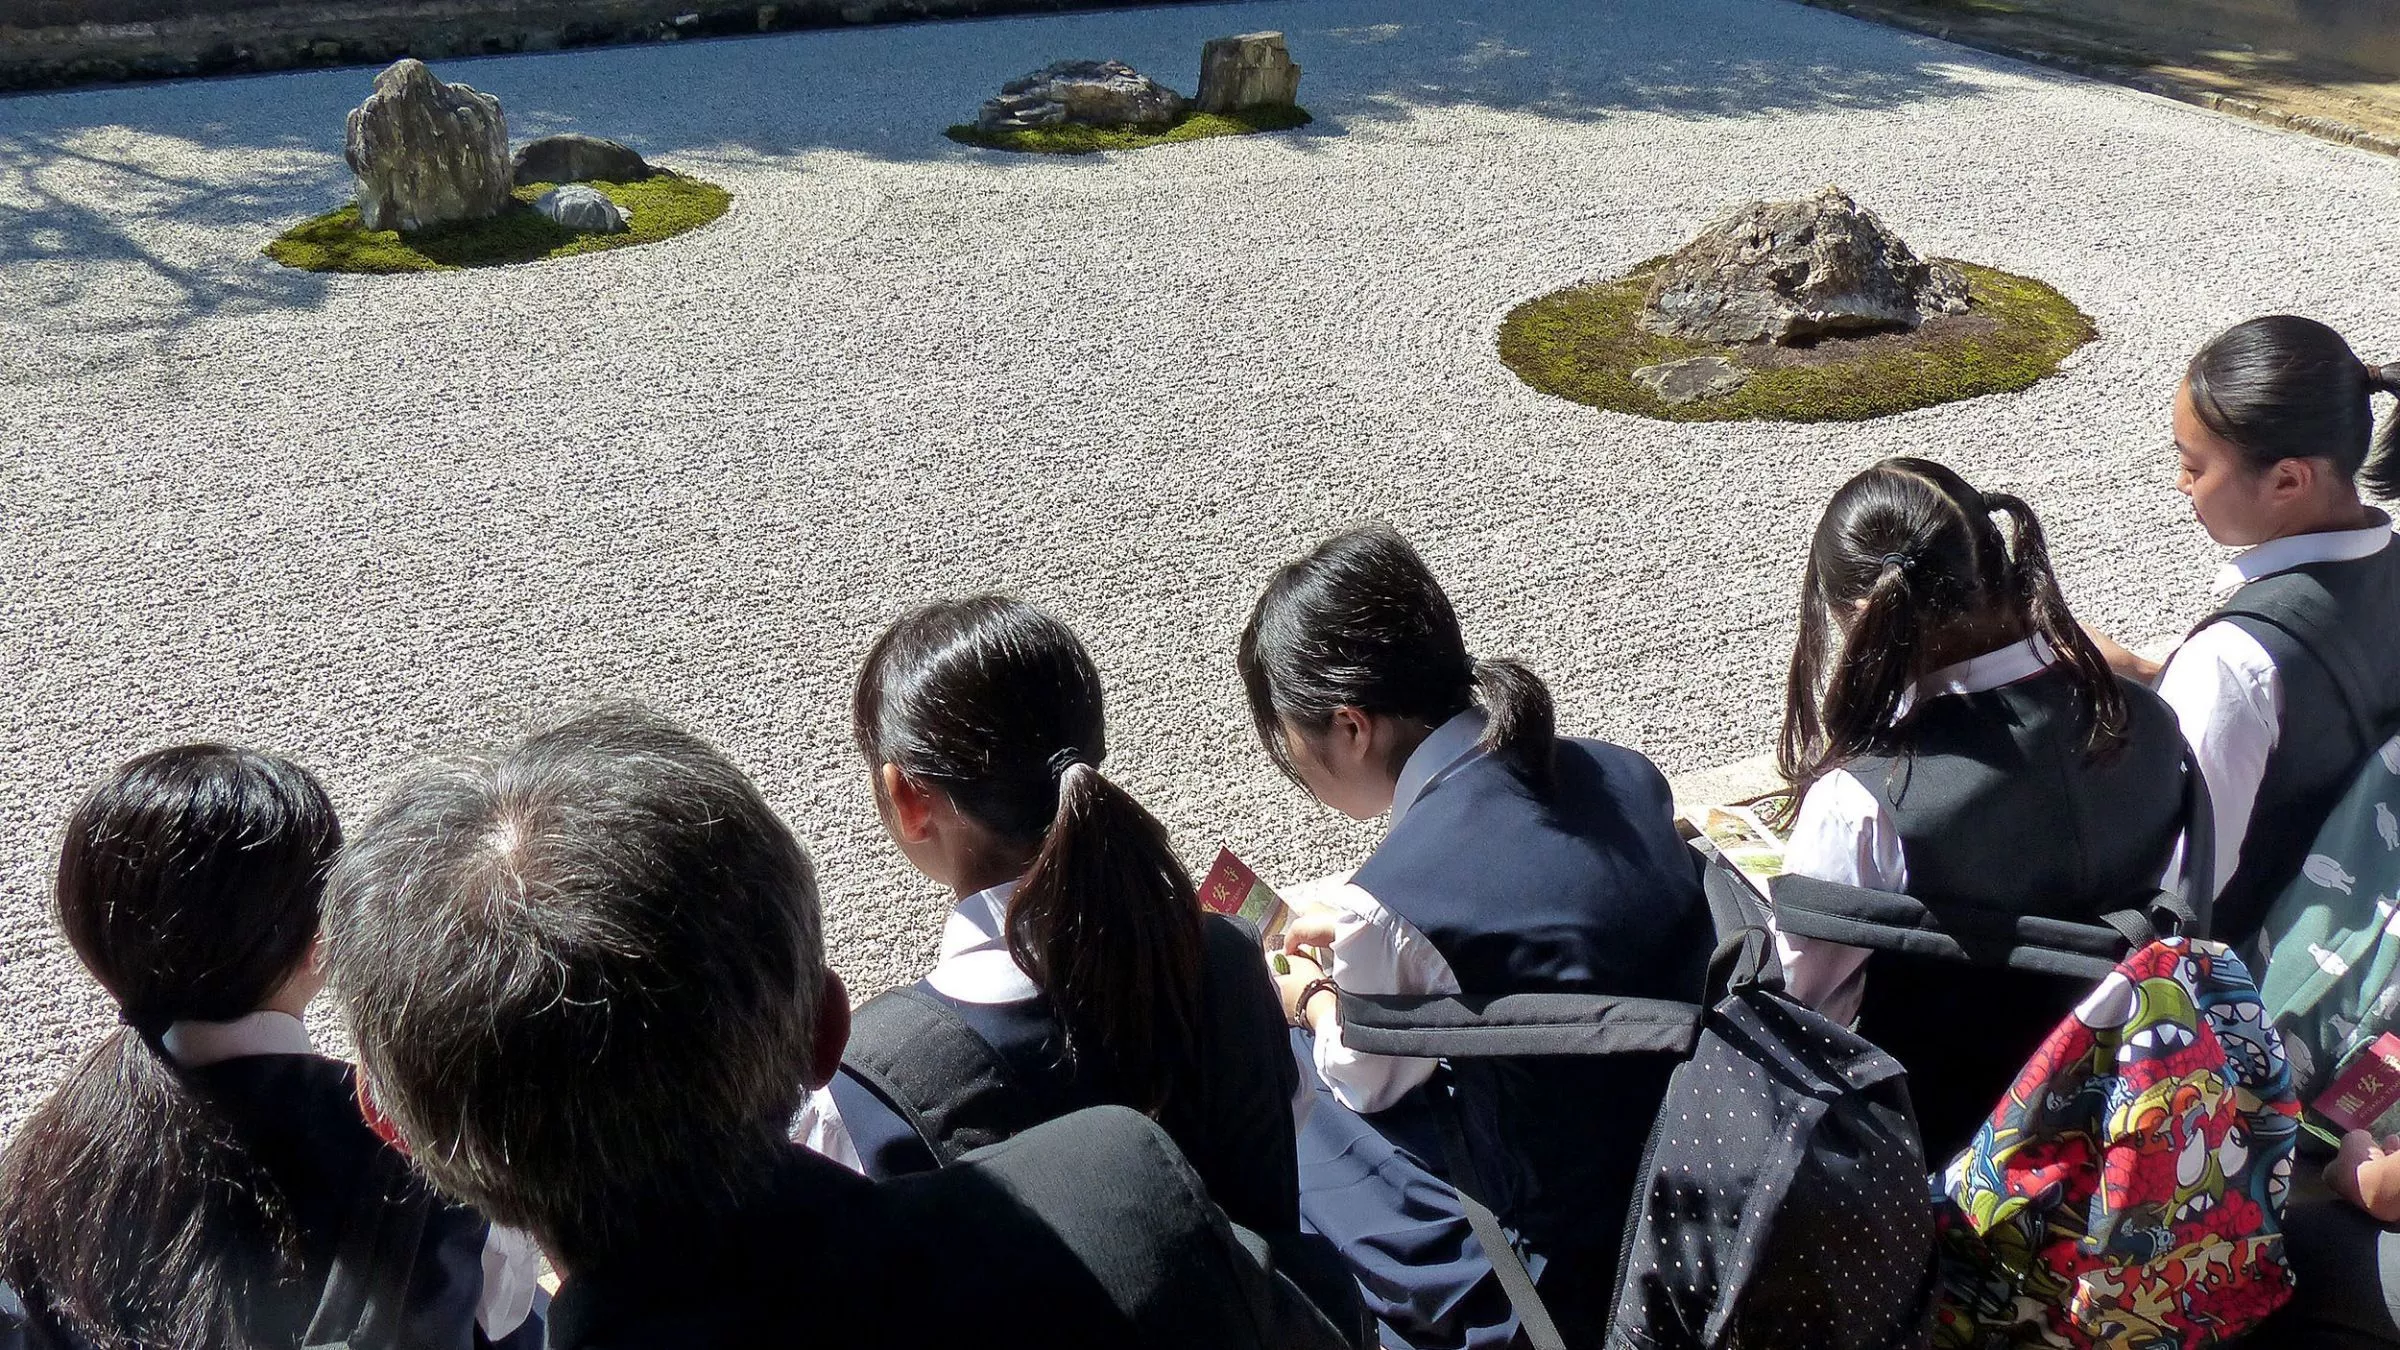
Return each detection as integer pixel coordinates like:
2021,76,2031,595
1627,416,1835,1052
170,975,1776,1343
264,175,733,274
944,104,1313,155
1495,261,2095,422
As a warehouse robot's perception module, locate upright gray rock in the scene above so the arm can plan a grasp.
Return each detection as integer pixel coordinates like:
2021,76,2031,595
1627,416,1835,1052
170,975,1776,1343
1196,32,1302,114
977,59,1186,132
1641,187,1969,346
345,59,511,234
513,133,653,187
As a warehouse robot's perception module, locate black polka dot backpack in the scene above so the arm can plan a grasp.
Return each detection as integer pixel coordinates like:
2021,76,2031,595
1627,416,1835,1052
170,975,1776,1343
1343,849,1939,1350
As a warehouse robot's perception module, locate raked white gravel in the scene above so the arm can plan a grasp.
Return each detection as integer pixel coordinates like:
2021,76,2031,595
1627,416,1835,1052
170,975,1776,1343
3,0,2396,1136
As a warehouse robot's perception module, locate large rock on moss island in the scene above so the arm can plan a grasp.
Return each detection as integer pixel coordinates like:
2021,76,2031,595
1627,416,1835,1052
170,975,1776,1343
1197,32,1302,113
345,59,511,234
1641,187,1969,346
978,59,1186,132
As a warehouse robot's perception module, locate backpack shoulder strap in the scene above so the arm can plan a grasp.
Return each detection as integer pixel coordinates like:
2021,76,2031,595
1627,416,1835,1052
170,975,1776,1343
841,986,1023,1166
301,1143,437,1350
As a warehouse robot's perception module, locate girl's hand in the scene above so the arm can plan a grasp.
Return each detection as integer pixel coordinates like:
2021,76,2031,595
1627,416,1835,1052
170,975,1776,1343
2327,1129,2400,1222
1274,955,1335,1029
1279,906,1341,955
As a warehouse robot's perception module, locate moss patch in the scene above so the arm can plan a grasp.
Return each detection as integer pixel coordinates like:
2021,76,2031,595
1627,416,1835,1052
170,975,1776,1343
944,104,1312,155
1496,260,2095,422
264,175,732,274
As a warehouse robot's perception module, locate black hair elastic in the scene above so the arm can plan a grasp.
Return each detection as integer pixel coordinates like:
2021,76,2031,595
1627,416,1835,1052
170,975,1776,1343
1880,552,1914,573
1046,747,1090,778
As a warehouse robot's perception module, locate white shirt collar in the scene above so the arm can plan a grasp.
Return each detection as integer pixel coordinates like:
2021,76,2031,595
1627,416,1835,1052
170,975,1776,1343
923,880,1042,1006
160,1009,314,1068
2212,509,2394,600
1389,708,1488,830
1911,633,2058,702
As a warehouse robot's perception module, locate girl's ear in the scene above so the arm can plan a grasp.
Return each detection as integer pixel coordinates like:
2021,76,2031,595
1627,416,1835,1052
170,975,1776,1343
878,763,938,844
1326,706,1374,768
802,968,851,1091
2265,456,2316,506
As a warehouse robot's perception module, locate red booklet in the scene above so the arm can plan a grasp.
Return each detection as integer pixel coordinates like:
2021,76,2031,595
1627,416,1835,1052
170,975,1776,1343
2316,1032,2400,1133
1198,847,1292,943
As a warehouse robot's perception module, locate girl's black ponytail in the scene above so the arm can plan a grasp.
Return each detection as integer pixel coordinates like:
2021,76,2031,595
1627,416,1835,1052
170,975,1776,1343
1985,490,2128,749
2365,360,2400,502
1006,762,1204,1116
857,598,1206,1119
1786,558,1928,793
1470,657,1557,792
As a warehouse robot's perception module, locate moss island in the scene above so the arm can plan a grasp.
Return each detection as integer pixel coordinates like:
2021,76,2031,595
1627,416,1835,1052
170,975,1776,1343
265,175,732,274
945,105,1312,155
1497,260,2094,423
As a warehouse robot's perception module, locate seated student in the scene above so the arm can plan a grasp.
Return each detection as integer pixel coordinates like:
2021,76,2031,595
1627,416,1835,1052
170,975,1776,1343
1238,525,1714,1350
2090,317,2400,947
0,745,539,1350
319,704,1356,1350
794,596,1303,1239
1770,457,2190,1157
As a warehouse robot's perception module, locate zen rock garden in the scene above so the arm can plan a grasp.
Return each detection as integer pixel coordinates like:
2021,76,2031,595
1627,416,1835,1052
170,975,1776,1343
949,32,1310,154
1498,187,2092,422
266,58,730,274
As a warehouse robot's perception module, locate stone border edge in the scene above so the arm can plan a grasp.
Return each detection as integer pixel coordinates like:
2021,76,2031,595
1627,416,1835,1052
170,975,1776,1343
1792,0,2400,160
0,0,1214,96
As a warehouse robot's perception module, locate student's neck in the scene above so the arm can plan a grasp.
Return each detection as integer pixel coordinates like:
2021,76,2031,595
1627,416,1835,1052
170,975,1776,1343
950,852,1033,901
1919,612,2031,672
2263,495,2380,543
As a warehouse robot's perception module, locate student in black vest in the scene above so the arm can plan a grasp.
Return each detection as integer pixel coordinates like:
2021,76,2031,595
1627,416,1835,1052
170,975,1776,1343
793,596,1303,1240
0,745,540,1350
322,705,1353,1350
1772,457,2190,1157
2090,317,2400,947
1239,526,1714,1350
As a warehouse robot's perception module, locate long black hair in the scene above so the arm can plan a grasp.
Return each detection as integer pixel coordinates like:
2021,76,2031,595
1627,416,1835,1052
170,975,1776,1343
854,597,1205,1117
1778,458,2125,795
1238,524,1558,793
2187,315,2400,499
0,745,341,1350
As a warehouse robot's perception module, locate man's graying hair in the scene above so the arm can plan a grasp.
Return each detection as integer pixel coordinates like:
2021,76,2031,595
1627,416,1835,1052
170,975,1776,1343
323,704,824,1270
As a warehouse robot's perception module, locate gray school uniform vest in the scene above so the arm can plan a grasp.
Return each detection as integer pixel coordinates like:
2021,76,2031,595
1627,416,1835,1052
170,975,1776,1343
2199,542,2400,945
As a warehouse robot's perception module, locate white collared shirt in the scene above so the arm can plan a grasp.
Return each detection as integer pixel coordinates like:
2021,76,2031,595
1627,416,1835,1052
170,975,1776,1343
159,1010,540,1340
1292,710,1486,1116
794,881,1032,1173
2155,511,2397,897
1774,636,2064,1025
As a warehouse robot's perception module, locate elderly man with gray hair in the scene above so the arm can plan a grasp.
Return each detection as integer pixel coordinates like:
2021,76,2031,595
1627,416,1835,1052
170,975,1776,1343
322,704,1354,1349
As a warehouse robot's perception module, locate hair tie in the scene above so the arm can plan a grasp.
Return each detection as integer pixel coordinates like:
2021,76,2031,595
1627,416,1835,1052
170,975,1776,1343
1880,552,1914,574
1046,747,1091,779
2369,361,2400,395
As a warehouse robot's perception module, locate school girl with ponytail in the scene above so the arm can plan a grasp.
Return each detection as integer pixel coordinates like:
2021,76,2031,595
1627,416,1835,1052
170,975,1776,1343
1238,525,1713,1350
2093,317,2400,947
0,745,540,1350
794,596,1306,1241
1771,457,2192,1156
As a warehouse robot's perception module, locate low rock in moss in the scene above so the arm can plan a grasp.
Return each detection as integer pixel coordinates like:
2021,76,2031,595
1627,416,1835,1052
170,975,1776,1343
265,174,731,274
1497,260,2094,423
944,104,1312,155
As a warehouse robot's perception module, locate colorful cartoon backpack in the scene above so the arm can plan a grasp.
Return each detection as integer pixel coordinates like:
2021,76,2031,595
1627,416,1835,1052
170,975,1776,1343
2251,731,2400,1125
1932,938,2300,1350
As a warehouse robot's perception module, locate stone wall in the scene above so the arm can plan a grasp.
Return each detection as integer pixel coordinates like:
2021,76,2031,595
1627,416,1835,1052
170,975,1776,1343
0,0,1203,92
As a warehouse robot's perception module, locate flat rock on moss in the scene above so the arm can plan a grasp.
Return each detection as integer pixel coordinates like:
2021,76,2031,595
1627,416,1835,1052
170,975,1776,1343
344,59,511,234
513,134,653,188
534,184,630,233
979,60,1186,131
1631,355,1749,404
